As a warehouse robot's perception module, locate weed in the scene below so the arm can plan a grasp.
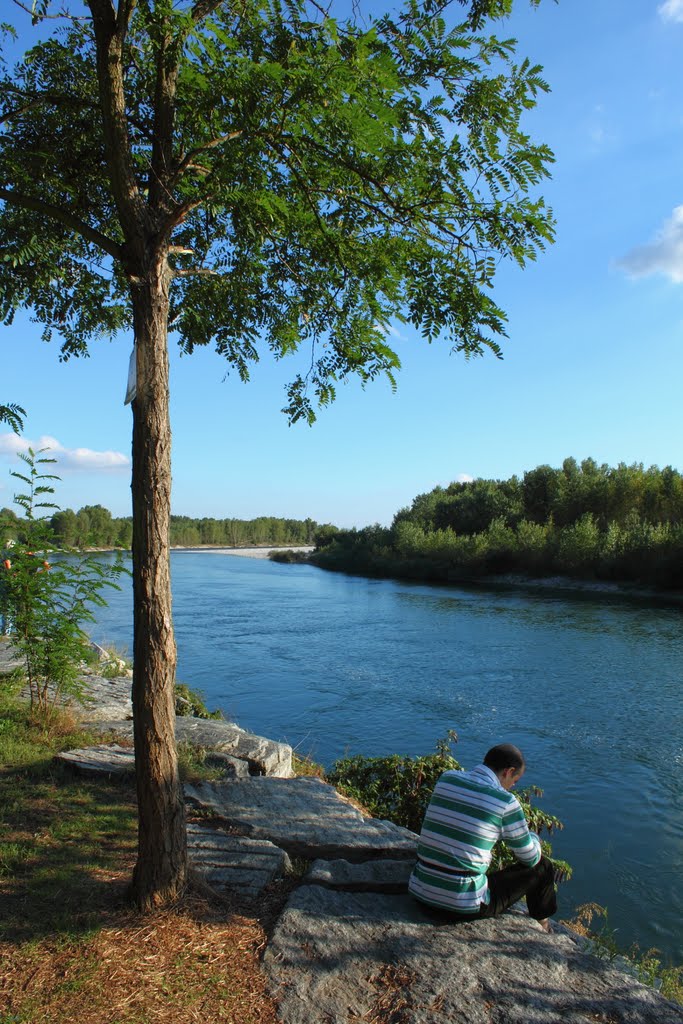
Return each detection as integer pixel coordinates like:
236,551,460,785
566,904,683,1005
174,682,223,719
292,751,325,778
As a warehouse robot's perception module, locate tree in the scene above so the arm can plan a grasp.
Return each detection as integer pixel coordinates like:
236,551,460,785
0,402,25,433
51,507,79,546
0,0,554,908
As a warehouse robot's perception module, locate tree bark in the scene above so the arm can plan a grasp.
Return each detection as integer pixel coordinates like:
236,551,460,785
130,257,187,910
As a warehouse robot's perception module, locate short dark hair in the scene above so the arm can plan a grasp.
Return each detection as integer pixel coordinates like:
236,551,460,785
483,743,525,774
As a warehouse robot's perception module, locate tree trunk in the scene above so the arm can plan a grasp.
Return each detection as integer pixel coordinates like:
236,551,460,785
130,258,187,910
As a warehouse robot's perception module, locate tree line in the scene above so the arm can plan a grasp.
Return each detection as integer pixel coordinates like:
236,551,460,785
312,458,683,589
0,504,321,551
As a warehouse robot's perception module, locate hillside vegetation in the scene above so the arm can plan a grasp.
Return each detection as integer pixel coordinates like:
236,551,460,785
313,458,683,590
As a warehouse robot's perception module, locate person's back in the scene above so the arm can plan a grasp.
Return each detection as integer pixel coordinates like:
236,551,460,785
409,743,557,929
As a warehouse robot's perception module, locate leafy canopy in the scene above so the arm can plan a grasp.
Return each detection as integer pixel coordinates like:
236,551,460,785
0,0,554,422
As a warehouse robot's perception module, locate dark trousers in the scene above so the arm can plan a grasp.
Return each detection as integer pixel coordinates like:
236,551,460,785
420,856,557,924
472,855,557,921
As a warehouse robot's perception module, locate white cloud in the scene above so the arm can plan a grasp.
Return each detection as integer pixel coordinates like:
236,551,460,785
659,0,683,23
455,473,474,483
374,322,408,342
0,433,130,473
618,205,683,283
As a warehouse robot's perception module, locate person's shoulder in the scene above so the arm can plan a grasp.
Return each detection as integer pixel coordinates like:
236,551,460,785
438,766,499,797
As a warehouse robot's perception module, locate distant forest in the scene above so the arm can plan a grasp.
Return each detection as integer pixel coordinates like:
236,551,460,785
312,458,683,590
0,504,321,550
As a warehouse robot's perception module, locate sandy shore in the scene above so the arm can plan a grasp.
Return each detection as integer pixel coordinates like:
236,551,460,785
172,546,314,559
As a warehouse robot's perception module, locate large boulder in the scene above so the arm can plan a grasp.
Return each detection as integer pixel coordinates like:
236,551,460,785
264,886,683,1024
184,777,418,860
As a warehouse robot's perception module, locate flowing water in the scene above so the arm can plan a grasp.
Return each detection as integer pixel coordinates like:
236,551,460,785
89,551,683,962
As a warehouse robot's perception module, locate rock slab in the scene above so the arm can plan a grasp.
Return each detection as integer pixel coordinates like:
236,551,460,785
304,857,414,892
187,822,291,897
0,639,23,674
56,743,135,774
264,886,683,1024
184,777,418,860
94,716,293,777
77,673,133,721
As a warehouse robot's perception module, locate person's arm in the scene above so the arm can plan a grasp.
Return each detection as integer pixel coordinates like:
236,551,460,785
501,796,542,866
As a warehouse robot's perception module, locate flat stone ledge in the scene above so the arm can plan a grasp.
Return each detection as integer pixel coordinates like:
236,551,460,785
187,822,291,897
304,858,415,892
175,717,293,778
184,777,418,861
264,886,683,1024
56,744,135,775
93,717,293,778
77,673,133,721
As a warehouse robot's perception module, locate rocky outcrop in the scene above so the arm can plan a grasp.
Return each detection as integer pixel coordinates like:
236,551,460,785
264,886,683,1024
13,636,680,1023
93,717,293,778
56,743,135,774
187,822,290,897
184,777,418,860
304,857,415,892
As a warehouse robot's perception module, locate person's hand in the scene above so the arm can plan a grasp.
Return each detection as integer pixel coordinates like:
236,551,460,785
552,864,570,884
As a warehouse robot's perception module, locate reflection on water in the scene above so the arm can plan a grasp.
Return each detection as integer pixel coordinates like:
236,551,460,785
89,552,683,963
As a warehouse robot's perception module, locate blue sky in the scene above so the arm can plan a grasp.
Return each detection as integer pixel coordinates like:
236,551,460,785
1,0,682,528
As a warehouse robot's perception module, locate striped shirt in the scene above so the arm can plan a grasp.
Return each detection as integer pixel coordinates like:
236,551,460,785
408,763,541,914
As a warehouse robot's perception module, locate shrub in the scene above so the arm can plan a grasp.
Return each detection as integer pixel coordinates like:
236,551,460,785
1,448,125,712
328,731,461,834
174,682,222,719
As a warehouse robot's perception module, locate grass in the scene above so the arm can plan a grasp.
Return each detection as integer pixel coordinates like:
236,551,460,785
0,684,280,1024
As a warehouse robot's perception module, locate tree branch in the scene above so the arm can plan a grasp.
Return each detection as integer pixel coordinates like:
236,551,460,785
171,132,243,189
87,0,147,258
10,0,91,20
1,80,154,138
0,186,123,260
191,0,224,22
172,266,219,277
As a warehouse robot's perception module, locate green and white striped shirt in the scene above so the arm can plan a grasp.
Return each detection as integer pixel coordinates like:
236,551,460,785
409,763,541,914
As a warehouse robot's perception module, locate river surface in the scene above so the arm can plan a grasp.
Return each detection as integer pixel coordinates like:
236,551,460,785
88,551,683,963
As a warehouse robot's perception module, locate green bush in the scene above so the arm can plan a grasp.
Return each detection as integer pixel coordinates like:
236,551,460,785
1,448,125,712
174,682,223,719
328,731,461,834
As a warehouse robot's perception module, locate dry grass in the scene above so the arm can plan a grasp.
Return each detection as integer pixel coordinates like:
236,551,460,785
0,692,282,1024
0,885,280,1024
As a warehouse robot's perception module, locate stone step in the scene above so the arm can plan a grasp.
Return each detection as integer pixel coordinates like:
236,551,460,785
184,777,418,861
187,822,290,897
304,858,414,892
263,887,683,1024
56,743,135,774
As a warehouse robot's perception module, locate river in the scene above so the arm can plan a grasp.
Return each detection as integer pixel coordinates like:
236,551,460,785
88,550,683,963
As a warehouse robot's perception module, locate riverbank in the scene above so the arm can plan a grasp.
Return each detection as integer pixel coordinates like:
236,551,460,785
175,542,683,603
311,554,683,607
447,570,683,606
2,658,681,1022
